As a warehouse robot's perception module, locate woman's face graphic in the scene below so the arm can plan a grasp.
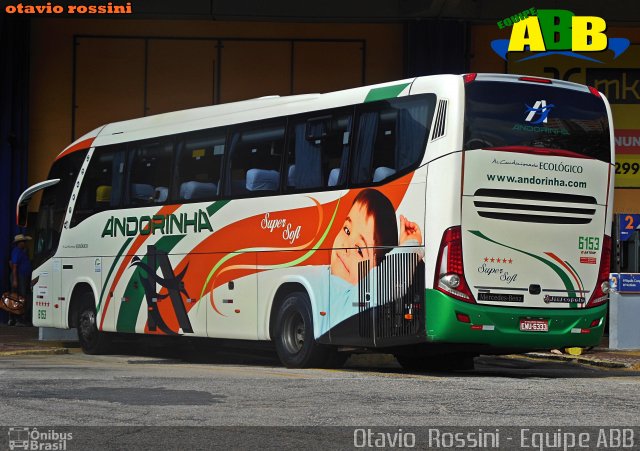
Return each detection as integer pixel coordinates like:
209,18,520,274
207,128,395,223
330,202,377,285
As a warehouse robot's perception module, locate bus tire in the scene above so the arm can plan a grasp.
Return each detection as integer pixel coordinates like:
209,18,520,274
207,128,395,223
76,293,112,355
274,291,328,368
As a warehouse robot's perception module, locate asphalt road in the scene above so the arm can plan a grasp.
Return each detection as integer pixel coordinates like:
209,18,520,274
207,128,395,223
1,340,639,429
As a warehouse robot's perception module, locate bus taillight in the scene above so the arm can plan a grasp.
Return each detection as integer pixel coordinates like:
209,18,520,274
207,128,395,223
463,73,477,84
435,226,476,304
587,235,611,308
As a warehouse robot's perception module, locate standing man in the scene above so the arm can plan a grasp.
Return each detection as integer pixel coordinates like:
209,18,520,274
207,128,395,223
10,234,32,326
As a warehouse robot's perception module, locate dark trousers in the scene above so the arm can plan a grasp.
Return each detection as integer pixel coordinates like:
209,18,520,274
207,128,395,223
13,273,32,324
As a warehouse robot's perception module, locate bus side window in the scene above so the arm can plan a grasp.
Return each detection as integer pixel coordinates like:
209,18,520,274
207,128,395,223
71,145,124,227
350,95,434,185
127,139,174,206
176,129,226,202
224,120,285,197
285,109,352,192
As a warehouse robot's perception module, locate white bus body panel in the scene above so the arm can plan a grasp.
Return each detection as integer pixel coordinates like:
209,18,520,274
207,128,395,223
462,149,609,308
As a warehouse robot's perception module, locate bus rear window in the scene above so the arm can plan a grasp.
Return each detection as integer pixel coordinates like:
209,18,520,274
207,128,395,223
464,81,611,163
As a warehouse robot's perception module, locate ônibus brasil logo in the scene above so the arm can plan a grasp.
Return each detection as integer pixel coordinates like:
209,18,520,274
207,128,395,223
491,7,630,63
525,100,554,124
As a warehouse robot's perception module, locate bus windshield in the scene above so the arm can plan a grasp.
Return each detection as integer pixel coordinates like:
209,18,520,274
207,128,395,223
463,81,611,163
33,150,87,268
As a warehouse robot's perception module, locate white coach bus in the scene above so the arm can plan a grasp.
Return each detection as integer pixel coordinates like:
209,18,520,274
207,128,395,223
18,73,614,369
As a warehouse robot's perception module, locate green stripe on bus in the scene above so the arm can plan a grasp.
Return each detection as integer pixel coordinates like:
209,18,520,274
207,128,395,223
564,259,585,293
364,83,410,103
206,199,230,217
562,259,586,309
116,234,185,333
469,230,576,295
96,237,133,314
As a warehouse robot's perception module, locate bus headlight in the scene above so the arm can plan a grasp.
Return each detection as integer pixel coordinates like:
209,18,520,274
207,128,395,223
600,280,610,294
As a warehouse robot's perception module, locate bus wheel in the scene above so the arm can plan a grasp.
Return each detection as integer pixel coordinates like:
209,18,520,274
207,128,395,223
77,294,112,355
395,353,476,372
274,292,328,368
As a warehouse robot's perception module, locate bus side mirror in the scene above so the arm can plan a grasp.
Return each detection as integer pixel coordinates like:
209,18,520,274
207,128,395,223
16,179,61,228
17,203,29,227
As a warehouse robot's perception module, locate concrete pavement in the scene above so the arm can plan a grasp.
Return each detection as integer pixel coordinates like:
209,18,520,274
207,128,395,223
1,325,639,370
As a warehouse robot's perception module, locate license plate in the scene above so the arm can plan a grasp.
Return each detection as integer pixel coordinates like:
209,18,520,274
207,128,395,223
520,319,549,332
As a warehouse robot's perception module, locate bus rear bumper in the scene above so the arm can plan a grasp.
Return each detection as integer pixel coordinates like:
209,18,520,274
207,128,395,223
425,289,607,350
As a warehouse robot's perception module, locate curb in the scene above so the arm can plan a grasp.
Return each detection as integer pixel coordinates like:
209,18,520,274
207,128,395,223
347,353,633,369
39,340,80,349
522,352,630,369
0,347,69,357
1,340,79,348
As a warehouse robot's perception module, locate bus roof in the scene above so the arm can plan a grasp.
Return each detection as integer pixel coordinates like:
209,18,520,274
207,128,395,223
56,73,599,158
58,77,421,156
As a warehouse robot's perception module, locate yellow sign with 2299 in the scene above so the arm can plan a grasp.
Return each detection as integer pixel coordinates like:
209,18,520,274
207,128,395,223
615,155,640,188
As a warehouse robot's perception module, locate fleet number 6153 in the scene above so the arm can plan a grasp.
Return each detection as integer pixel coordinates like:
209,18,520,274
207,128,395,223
578,236,600,251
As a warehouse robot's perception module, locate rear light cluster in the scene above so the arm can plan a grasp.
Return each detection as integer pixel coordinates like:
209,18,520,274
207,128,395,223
587,235,611,308
456,312,471,323
590,318,602,328
588,86,602,98
434,226,476,303
463,73,477,84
